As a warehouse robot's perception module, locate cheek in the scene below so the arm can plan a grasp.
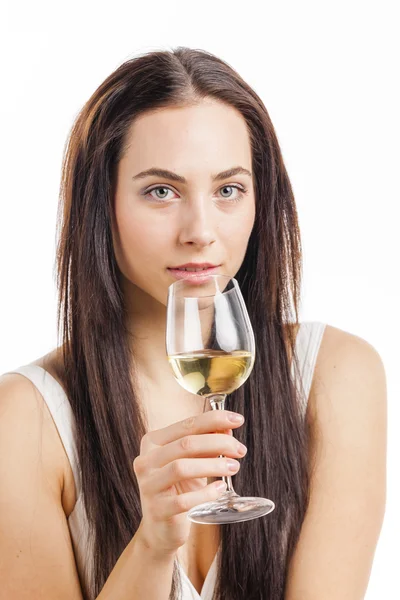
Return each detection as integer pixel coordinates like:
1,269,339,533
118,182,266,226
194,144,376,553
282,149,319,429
221,206,255,269
114,204,171,273
224,206,255,246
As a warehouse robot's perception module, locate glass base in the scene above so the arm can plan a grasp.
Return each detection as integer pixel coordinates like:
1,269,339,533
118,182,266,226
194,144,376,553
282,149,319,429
187,491,275,524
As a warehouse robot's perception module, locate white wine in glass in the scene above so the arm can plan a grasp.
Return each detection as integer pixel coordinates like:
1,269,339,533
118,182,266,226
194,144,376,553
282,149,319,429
166,274,275,524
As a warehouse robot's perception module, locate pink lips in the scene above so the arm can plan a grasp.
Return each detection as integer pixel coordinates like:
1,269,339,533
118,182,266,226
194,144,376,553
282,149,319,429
167,264,220,284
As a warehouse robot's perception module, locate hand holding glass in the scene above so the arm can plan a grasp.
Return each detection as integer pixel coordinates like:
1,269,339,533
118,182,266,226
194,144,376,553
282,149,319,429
166,274,275,524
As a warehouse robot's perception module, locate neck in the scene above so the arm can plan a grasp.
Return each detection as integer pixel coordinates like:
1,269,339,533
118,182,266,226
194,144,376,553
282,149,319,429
122,280,208,430
124,289,171,386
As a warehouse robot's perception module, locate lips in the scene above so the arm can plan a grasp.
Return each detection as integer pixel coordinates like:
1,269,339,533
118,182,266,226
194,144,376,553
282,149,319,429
167,264,221,284
168,263,218,270
171,266,213,272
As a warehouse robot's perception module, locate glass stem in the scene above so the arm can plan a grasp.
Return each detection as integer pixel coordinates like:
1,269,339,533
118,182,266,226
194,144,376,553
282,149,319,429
208,394,237,496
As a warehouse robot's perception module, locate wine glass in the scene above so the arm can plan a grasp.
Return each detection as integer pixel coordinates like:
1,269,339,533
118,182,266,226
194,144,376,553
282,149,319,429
166,273,275,524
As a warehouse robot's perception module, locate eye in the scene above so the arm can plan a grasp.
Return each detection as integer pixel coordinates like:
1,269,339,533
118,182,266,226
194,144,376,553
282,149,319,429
142,183,248,203
218,184,247,203
143,186,176,202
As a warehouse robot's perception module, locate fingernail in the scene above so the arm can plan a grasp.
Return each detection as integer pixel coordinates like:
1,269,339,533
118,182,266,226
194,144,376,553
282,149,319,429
227,459,240,471
215,481,227,491
228,413,244,423
237,442,247,455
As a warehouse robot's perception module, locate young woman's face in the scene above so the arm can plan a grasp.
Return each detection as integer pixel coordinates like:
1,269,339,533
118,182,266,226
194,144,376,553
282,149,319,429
112,98,256,309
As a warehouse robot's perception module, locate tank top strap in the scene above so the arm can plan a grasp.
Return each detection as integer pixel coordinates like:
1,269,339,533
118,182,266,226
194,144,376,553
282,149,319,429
7,365,82,497
292,321,327,417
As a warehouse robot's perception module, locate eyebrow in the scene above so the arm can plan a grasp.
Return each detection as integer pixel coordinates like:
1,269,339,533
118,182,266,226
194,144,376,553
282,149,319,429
132,166,252,183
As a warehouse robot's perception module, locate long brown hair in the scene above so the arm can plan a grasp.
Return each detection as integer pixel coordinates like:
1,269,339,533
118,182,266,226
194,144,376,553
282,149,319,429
56,46,310,599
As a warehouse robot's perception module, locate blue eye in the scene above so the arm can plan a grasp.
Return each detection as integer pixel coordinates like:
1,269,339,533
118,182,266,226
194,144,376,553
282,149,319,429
144,186,175,202
142,184,247,203
218,185,246,203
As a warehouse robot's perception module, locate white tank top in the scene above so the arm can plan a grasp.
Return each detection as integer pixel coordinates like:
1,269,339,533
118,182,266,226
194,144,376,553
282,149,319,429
7,320,326,599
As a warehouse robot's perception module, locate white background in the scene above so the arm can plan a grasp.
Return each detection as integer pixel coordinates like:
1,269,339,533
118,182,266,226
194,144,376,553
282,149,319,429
1,1,399,597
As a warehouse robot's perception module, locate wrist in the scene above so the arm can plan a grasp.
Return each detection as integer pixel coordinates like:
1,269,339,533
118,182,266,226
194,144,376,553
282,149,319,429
135,524,177,564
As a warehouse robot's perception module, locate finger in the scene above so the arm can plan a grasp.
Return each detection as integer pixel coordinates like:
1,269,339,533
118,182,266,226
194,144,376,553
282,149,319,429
144,457,240,496
159,481,228,519
148,410,244,447
147,433,245,469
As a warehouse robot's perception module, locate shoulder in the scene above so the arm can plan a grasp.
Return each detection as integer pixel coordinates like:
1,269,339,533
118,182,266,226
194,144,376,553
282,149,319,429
0,370,64,499
0,347,73,514
316,321,385,362
285,324,387,596
311,323,386,404
309,322,387,424
0,366,84,598
0,345,67,433
309,322,387,504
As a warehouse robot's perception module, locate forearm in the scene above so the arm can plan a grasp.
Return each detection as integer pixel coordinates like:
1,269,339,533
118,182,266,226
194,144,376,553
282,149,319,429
97,525,176,600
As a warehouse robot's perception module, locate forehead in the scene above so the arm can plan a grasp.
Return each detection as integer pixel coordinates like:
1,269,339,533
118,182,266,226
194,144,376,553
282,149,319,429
121,100,252,174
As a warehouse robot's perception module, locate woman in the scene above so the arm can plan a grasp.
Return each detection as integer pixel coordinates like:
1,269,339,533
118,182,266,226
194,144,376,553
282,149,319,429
0,47,387,599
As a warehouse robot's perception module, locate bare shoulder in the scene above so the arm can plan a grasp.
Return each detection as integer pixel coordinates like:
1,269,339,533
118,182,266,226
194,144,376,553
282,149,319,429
285,324,387,598
309,323,387,423
309,322,387,484
0,368,65,498
315,322,385,367
0,346,76,517
0,365,84,597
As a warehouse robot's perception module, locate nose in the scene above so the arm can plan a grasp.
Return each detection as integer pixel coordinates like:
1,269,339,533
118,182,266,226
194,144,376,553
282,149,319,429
178,198,216,248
